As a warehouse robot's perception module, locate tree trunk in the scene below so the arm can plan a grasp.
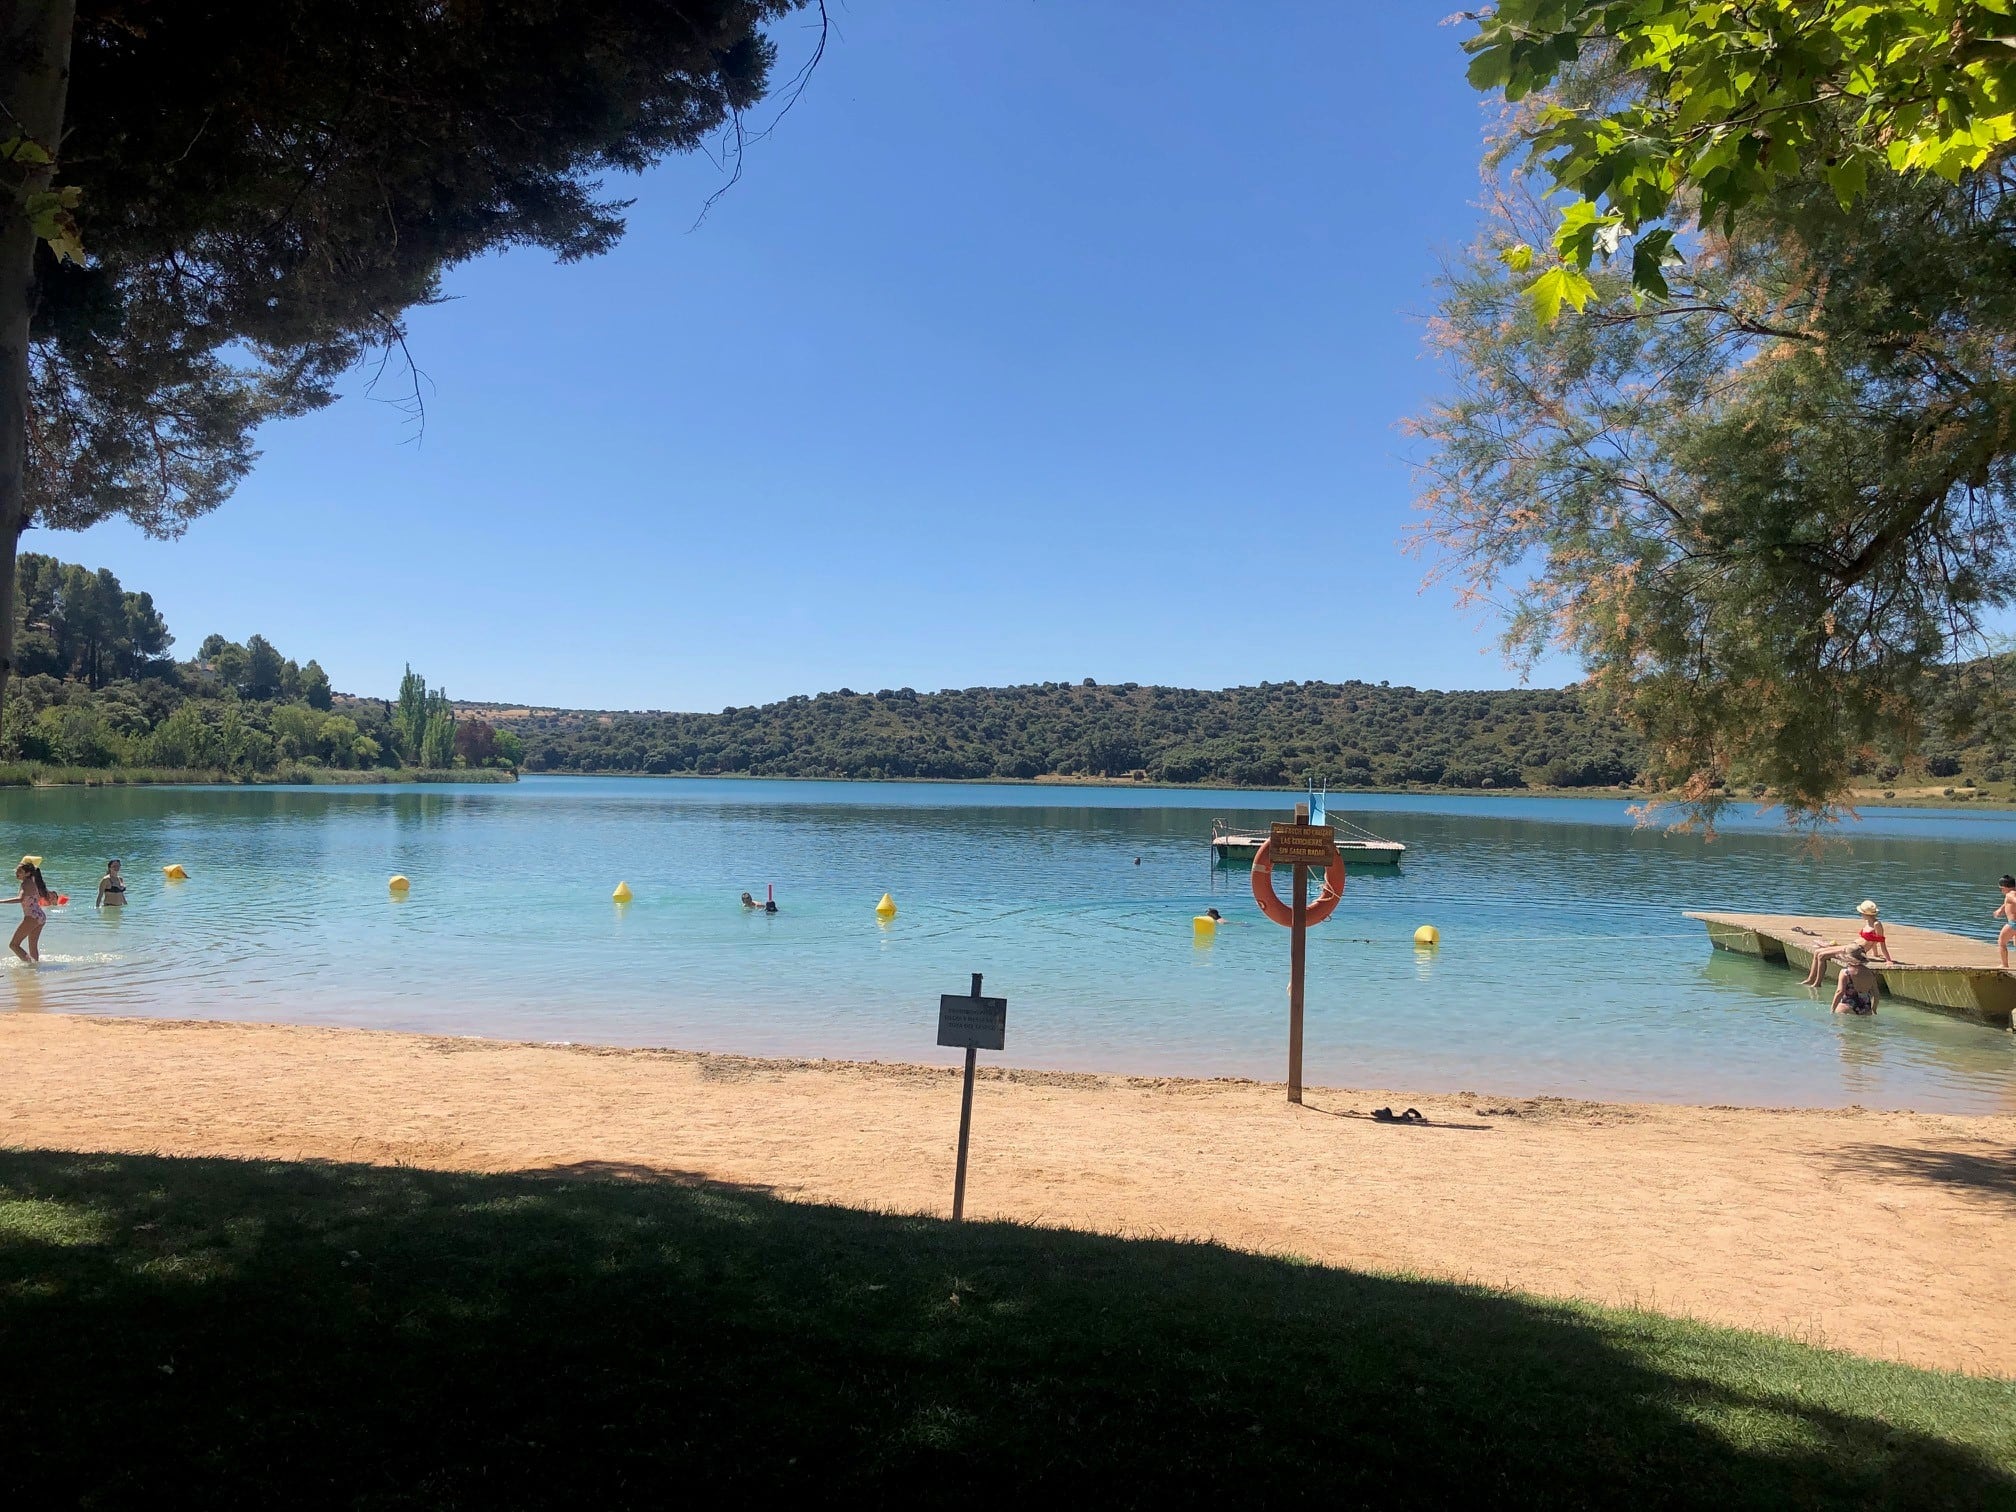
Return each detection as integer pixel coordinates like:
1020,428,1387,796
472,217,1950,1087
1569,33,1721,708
0,0,78,747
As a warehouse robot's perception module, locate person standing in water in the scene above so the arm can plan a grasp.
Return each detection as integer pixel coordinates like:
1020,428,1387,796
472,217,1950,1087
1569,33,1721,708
5,861,53,962
1831,947,1881,1016
1993,874,2016,967
95,859,127,908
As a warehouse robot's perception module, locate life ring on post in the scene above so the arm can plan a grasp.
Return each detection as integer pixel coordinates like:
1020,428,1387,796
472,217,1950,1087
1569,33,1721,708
1249,839,1346,927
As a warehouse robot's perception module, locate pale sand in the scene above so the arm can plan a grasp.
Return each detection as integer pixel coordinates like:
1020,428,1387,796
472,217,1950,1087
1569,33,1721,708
4,1013,2013,1376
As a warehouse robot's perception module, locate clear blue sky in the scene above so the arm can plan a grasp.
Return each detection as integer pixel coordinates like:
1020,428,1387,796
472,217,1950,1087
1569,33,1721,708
35,2,1564,711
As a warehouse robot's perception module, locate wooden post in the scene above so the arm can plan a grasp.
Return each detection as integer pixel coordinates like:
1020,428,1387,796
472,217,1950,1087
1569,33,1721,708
1289,862,1307,1104
952,971,981,1220
1288,799,1308,1105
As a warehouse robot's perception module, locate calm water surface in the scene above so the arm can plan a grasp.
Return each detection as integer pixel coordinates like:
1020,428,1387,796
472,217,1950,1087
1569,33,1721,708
7,776,2016,1113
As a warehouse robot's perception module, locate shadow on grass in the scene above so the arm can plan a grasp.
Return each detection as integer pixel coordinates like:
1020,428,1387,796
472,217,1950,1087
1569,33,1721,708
1833,1143,2016,1205
2,1149,2013,1507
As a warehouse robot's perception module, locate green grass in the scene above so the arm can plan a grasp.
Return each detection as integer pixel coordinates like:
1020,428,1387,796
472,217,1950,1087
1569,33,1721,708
1,1150,2010,1507
0,763,516,787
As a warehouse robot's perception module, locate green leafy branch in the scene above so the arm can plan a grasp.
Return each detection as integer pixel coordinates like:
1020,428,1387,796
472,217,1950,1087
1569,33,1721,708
1466,0,2016,318
2,130,84,265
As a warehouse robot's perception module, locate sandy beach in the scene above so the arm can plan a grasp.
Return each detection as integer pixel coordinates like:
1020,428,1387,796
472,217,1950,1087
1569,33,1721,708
4,1012,2013,1377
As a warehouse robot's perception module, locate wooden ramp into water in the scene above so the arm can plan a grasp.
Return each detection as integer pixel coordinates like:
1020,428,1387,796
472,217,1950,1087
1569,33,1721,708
1685,911,2016,1027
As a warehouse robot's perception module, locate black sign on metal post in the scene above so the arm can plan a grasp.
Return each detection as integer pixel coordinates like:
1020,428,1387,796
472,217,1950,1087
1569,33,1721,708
938,972,1007,1221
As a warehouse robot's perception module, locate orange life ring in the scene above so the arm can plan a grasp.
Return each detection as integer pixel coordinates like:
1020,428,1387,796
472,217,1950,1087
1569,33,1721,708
1249,839,1345,927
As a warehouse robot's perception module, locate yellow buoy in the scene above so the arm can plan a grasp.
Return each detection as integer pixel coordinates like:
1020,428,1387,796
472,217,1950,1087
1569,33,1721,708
1413,923,1440,947
162,863,187,881
20,854,40,867
1192,914,1217,933
612,881,633,903
388,874,410,894
875,892,897,918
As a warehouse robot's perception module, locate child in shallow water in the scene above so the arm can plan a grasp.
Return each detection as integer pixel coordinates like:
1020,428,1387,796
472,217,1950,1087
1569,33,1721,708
1997,875,2016,969
4,860,53,963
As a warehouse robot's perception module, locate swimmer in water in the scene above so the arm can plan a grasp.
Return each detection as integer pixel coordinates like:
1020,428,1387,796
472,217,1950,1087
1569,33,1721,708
5,861,52,962
96,858,127,908
741,892,760,909
741,891,779,914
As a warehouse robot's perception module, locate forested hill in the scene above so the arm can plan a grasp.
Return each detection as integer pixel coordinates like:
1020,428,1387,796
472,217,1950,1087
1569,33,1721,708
475,680,1649,790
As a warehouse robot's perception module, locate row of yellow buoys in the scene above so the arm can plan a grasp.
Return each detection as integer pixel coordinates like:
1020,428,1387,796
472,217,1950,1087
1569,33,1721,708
1190,910,1441,946
121,865,1445,948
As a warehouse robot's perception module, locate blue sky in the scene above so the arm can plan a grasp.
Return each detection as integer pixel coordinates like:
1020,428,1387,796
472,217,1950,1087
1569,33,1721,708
36,2,1559,711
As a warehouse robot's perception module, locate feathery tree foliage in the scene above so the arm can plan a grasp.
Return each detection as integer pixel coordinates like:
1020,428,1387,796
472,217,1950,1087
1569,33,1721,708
1,0,817,731
1423,35,2016,825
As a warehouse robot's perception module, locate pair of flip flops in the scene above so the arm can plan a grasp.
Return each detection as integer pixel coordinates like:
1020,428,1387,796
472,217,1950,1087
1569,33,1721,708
1370,1106,1424,1123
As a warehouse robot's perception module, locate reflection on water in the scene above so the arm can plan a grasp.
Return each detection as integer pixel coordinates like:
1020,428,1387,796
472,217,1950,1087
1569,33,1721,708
1836,1019,1888,1106
2,777,2015,1113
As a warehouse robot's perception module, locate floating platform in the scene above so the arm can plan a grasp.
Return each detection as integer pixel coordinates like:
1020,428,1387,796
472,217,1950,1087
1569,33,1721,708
1209,830,1405,867
1686,911,2016,1026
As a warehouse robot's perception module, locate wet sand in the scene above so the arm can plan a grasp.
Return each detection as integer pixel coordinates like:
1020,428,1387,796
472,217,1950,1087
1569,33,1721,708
4,1013,2012,1375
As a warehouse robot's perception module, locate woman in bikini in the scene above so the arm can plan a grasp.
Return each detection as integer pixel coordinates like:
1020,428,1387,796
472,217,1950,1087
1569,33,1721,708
1803,900,1894,986
1831,948,1880,1016
5,860,53,963
95,858,127,908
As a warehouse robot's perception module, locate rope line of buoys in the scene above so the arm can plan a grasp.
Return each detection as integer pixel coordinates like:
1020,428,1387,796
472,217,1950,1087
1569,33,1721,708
1414,923,1440,947
1248,838,1345,927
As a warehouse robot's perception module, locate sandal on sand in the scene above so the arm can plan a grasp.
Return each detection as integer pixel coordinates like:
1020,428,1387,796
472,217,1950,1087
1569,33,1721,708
1371,1107,1427,1124
1400,1107,1424,1123
1371,1106,1395,1121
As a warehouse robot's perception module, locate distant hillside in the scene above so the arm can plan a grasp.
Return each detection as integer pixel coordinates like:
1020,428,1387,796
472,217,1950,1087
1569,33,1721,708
461,680,1648,790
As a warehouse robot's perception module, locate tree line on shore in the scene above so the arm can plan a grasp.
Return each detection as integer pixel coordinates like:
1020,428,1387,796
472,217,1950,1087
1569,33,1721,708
499,671,2016,793
16,551,2009,792
4,554,519,776
497,680,1652,789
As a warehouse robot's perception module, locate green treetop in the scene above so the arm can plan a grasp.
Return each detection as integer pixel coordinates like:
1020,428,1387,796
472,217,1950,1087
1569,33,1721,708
1466,1,2016,314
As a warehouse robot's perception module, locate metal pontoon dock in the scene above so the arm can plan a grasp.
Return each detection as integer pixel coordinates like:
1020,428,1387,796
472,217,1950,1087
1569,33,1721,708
1686,910,2016,1026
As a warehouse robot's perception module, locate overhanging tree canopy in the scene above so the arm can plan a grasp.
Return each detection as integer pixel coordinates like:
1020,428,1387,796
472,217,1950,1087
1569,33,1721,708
1415,49,2016,825
1,0,816,725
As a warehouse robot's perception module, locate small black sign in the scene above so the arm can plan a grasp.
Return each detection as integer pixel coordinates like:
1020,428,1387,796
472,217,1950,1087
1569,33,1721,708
937,994,1008,1050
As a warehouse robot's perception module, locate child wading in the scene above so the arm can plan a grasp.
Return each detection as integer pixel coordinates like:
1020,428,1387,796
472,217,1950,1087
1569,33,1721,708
6,860,54,963
1996,874,2016,969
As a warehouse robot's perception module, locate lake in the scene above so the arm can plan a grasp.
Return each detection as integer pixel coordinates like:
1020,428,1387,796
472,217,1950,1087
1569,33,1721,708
5,776,2016,1113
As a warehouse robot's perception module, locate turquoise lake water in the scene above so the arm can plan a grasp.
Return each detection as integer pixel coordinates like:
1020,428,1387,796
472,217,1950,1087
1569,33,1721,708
5,776,2016,1112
